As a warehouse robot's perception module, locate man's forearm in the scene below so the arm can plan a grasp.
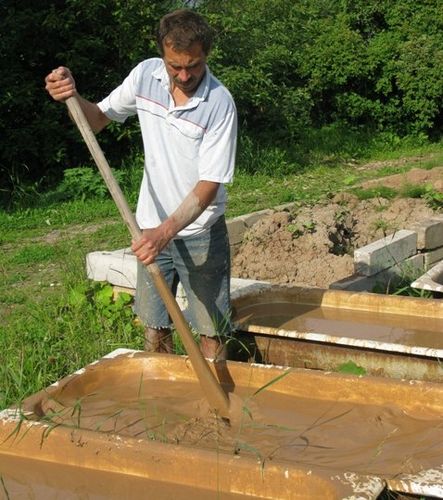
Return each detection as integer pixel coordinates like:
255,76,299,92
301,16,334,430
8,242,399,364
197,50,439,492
132,181,220,265
71,95,110,134
161,181,220,239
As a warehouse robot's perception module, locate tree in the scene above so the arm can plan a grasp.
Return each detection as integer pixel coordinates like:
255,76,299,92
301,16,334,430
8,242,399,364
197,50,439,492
0,0,173,207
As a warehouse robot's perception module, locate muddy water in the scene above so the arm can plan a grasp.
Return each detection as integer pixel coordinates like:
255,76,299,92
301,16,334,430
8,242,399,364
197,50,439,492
236,302,443,349
32,360,443,480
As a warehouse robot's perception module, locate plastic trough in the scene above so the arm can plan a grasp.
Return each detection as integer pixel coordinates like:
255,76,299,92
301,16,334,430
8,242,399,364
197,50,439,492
231,285,443,382
412,260,443,295
1,349,442,499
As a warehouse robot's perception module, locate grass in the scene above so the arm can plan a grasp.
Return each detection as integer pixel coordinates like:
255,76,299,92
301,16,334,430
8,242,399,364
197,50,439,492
1,138,443,411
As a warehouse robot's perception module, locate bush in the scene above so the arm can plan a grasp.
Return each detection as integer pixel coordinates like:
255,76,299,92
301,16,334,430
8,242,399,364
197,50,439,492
1,0,442,206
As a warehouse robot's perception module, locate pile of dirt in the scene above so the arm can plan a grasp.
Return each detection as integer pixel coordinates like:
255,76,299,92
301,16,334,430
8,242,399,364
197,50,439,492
232,194,439,288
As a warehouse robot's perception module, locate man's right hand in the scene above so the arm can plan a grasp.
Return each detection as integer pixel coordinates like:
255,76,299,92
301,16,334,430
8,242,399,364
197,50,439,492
45,66,76,102
44,66,110,133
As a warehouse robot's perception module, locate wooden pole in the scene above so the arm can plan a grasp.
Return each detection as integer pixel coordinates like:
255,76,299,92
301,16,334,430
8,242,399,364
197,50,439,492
65,96,230,418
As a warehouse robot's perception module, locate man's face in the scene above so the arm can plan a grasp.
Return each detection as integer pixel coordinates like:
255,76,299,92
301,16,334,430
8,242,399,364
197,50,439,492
163,41,207,95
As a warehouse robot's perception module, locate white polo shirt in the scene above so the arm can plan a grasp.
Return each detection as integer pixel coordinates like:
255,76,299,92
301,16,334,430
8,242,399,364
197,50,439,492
97,58,237,238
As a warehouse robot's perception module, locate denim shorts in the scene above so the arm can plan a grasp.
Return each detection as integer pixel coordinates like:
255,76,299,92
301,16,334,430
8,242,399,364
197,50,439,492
134,216,231,338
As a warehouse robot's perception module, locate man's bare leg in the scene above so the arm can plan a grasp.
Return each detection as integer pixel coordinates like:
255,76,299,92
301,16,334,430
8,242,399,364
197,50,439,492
200,335,227,361
144,327,174,353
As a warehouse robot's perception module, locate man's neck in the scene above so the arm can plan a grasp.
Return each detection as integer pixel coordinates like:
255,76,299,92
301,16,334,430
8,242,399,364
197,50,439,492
171,84,191,106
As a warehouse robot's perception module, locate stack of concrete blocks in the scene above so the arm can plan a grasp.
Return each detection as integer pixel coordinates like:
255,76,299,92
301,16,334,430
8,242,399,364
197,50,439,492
330,215,443,292
86,203,443,296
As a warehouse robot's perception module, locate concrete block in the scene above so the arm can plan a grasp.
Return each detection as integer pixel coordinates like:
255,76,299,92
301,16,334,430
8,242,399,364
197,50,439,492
274,202,296,212
354,230,417,276
226,218,247,246
86,249,137,289
423,246,443,268
394,253,425,275
242,208,274,228
331,254,425,292
86,248,270,311
409,218,443,250
329,273,379,292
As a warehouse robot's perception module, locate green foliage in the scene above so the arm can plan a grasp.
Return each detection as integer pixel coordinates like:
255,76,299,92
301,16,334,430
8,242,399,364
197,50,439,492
372,265,433,298
0,0,171,208
352,186,398,200
69,282,135,330
204,0,314,142
0,279,142,409
9,244,59,265
204,0,443,141
399,183,429,199
398,183,443,210
373,279,433,299
2,0,443,206
423,187,443,210
55,166,127,201
287,220,316,239
236,134,299,176
337,361,367,376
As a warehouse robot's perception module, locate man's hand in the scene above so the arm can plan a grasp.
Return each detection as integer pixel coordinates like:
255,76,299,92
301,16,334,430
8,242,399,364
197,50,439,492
131,226,172,266
45,66,76,102
44,66,110,133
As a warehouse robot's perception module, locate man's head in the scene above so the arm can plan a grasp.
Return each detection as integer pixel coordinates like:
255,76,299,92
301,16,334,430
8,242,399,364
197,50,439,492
157,9,213,57
158,9,213,95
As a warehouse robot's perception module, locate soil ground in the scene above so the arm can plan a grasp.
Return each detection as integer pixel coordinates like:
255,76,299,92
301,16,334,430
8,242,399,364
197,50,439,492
232,168,443,288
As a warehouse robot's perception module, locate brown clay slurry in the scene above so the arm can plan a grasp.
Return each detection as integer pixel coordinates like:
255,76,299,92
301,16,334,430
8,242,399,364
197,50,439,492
236,302,443,349
34,362,443,479
2,353,443,498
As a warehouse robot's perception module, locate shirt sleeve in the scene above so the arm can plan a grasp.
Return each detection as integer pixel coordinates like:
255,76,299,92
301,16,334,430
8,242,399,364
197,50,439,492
97,64,141,123
198,102,237,184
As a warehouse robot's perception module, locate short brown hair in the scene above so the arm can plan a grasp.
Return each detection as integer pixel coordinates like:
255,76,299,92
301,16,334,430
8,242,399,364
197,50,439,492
157,9,213,56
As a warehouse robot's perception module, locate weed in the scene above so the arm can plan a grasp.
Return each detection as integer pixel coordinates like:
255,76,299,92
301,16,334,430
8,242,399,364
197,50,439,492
391,283,433,299
8,244,60,266
330,208,355,255
372,267,433,298
236,134,299,177
287,220,316,238
229,369,293,472
342,175,357,186
51,166,128,202
337,361,367,376
352,186,398,200
0,277,142,409
0,475,10,499
286,223,304,238
372,218,390,235
302,220,316,233
400,183,429,199
424,187,443,210
334,208,349,224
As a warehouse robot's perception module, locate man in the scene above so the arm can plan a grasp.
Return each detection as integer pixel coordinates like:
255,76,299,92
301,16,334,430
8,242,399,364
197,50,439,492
45,9,237,360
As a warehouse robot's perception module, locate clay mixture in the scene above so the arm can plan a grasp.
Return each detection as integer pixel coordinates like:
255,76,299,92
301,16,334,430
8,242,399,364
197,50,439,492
29,353,443,479
232,168,443,288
